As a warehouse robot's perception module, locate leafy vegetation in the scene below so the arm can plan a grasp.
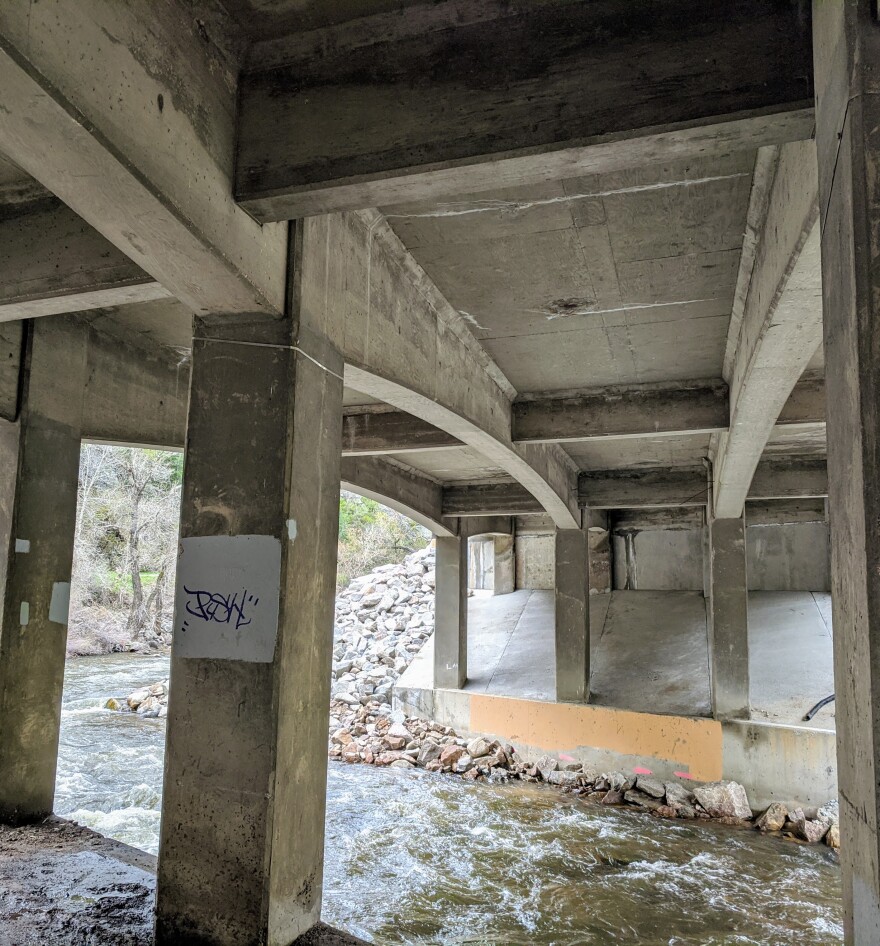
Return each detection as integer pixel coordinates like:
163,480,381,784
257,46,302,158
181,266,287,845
68,447,429,655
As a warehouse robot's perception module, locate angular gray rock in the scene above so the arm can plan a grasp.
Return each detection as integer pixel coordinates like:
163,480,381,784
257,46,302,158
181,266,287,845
693,780,752,820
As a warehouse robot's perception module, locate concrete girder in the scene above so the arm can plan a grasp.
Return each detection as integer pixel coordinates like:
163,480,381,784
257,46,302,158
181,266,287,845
340,456,454,537
514,381,728,443
712,140,823,518
577,457,828,510
0,200,169,321
748,456,828,502
442,483,544,517
0,2,287,317
235,0,814,220
302,211,581,529
341,410,460,455
579,468,710,510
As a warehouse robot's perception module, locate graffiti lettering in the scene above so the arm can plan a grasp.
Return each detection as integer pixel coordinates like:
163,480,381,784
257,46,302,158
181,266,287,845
181,587,260,632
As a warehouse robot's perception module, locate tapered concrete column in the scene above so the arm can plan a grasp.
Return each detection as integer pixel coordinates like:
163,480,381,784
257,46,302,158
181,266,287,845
0,318,86,824
433,534,467,689
555,528,589,703
814,3,880,939
155,304,343,941
708,516,749,720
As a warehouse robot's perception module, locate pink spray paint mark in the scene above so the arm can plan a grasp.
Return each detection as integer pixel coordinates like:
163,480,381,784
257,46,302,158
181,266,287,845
558,753,576,762
632,767,653,775
674,771,695,780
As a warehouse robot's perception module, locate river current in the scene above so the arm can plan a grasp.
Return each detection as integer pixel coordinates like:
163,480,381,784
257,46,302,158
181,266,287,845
57,654,844,945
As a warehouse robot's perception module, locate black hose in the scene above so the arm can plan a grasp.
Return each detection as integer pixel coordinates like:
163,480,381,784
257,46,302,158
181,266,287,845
803,694,835,722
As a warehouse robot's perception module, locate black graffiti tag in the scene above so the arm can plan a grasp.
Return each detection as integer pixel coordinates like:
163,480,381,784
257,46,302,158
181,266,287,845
182,587,259,631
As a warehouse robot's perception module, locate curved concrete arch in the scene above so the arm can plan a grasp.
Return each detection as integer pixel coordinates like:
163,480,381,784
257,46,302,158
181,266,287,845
301,211,580,530
340,456,454,537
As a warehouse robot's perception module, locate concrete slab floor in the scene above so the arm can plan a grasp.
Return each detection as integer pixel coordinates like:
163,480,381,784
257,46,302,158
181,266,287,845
0,819,369,946
397,589,836,726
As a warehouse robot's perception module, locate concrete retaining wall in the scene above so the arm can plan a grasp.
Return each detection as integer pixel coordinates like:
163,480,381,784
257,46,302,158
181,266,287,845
394,685,837,811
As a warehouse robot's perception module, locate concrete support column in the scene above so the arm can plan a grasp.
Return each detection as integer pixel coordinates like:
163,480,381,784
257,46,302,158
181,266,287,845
555,528,589,703
813,2,880,938
492,534,515,595
154,300,343,938
708,516,750,720
587,510,611,594
0,318,86,824
433,533,467,689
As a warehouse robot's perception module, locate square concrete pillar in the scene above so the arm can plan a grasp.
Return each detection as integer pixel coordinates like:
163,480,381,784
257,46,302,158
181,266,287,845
0,318,86,824
708,516,749,720
555,528,589,702
154,306,343,944
814,3,880,938
433,533,467,689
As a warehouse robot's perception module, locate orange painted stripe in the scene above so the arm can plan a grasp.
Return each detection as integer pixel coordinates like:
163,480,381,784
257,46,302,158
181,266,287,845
469,693,723,782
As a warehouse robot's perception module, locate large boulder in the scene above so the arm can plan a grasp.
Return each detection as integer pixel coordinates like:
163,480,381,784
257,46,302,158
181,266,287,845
755,802,788,832
693,780,752,820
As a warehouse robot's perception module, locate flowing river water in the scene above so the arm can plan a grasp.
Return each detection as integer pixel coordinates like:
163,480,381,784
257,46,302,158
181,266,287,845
57,654,844,946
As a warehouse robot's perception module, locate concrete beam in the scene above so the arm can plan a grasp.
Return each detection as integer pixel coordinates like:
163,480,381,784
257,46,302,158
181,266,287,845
443,483,544,517
82,329,189,452
236,0,814,220
460,516,514,538
777,376,826,427
713,140,823,518
745,498,826,527
341,409,460,455
340,456,454,537
0,200,168,321
304,211,580,528
0,1,287,316
747,456,828,501
578,468,709,509
513,381,728,443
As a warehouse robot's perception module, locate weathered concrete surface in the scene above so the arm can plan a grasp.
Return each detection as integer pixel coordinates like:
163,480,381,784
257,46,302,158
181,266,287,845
513,380,728,443
708,517,750,721
433,534,468,689
0,0,287,316
579,467,709,509
340,455,452,537
813,1,880,940
468,533,515,595
341,409,459,454
301,211,579,527
0,198,168,321
554,529,589,703
156,234,344,944
0,318,85,824
713,141,822,518
83,324,190,451
237,0,813,218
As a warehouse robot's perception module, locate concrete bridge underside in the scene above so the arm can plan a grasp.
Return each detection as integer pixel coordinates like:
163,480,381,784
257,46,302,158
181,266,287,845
0,1,875,944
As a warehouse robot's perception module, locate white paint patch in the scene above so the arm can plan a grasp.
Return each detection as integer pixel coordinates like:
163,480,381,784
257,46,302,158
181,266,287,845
14,539,29,553
174,534,281,662
287,519,298,542
19,601,28,626
49,582,71,624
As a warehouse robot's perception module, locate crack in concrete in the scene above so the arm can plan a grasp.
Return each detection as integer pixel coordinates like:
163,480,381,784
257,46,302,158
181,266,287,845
385,174,750,220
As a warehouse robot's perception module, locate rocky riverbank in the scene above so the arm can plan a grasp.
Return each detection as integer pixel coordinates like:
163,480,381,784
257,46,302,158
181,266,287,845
113,545,840,850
